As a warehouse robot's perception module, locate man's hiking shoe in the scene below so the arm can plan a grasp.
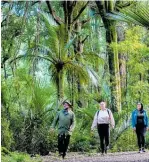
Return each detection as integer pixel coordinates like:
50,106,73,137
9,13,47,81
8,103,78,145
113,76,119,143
142,148,146,152
138,148,142,153
59,152,63,157
105,146,109,154
101,149,104,156
62,153,66,159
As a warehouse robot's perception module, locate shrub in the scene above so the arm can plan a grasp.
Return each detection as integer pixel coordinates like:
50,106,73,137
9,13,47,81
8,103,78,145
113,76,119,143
111,128,138,152
1,150,42,162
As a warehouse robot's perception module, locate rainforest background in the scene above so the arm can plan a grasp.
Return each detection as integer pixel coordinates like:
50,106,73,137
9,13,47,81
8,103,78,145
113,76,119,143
1,1,149,161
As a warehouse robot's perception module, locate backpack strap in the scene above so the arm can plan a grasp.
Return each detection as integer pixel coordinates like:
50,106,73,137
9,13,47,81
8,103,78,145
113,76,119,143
97,110,100,118
107,109,110,116
97,109,110,119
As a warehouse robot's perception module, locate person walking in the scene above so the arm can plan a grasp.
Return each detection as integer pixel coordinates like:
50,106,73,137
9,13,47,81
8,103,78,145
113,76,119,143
132,102,149,153
91,101,115,155
50,101,75,159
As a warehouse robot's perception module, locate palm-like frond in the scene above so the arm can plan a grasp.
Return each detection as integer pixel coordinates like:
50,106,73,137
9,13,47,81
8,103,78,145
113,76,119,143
106,4,149,28
71,52,105,68
32,84,50,111
55,24,68,60
111,111,131,141
40,13,60,58
76,108,94,120
43,16,59,56
86,67,99,87
83,52,105,66
65,61,89,85
40,13,70,60
72,52,104,87
48,63,59,84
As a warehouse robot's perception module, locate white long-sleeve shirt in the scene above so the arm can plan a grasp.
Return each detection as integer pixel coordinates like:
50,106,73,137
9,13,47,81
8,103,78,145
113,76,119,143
91,108,115,130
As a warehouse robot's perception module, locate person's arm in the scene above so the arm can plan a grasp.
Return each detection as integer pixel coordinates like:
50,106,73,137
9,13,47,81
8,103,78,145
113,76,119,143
131,110,136,131
132,111,135,128
109,110,115,128
70,113,76,132
145,111,149,130
51,112,59,129
91,112,98,131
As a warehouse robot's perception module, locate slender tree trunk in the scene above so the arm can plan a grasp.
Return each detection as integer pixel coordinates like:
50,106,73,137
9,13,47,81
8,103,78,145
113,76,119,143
125,55,129,120
3,63,7,79
147,70,149,84
108,22,121,112
74,20,84,107
24,111,34,154
117,25,126,88
96,1,121,112
57,71,65,108
71,71,75,108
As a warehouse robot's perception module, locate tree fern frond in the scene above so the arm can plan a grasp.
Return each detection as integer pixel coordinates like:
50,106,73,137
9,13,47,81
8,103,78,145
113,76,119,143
82,52,105,65
40,13,59,56
55,24,69,59
86,67,99,87
106,4,149,28
77,108,94,120
65,62,89,85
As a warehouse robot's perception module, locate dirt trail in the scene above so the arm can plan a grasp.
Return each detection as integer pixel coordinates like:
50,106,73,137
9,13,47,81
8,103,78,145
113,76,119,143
42,151,149,162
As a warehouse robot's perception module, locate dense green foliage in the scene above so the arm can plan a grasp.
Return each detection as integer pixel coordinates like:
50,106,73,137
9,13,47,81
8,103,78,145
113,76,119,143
1,1,149,157
1,147,42,162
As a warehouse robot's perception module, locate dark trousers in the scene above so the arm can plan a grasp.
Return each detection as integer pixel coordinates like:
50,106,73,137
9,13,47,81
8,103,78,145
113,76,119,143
58,134,70,155
136,125,146,149
97,124,109,153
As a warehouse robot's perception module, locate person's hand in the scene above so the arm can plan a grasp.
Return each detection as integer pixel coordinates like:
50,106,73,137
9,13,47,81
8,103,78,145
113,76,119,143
112,125,115,129
133,127,136,132
146,127,149,131
69,129,73,133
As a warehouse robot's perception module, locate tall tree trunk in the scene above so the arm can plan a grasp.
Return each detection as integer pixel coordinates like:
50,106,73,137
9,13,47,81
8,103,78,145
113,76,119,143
117,25,126,108
96,1,122,112
74,20,84,107
71,71,75,108
63,1,76,107
108,22,121,112
56,71,65,109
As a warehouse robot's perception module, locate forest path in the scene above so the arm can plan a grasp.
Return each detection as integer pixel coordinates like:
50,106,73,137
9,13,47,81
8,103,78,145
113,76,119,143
42,151,149,162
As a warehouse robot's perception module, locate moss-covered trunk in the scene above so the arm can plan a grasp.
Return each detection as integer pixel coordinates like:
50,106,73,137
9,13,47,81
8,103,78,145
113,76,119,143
56,71,65,108
96,1,121,112
117,25,127,107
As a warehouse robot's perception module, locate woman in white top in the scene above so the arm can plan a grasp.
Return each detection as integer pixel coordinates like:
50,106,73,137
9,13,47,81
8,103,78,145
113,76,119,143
91,101,115,155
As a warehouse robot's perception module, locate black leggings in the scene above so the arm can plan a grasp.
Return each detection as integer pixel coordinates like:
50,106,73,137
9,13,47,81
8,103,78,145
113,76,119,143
58,134,70,155
136,126,146,149
97,124,109,153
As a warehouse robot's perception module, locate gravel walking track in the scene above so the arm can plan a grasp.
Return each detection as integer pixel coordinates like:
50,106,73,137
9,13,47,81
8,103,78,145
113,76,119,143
42,151,149,162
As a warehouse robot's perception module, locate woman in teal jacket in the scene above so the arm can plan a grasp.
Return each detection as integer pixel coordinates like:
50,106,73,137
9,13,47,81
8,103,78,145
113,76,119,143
132,103,149,153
